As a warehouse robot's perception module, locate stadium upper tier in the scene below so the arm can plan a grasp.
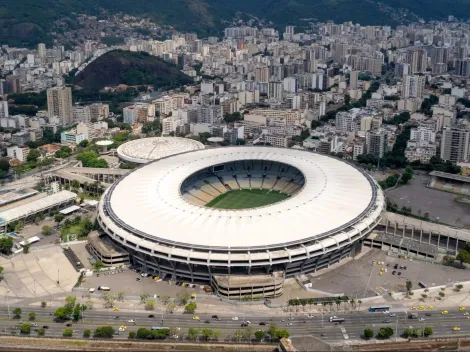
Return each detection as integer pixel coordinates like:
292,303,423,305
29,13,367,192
100,146,384,250
116,137,205,164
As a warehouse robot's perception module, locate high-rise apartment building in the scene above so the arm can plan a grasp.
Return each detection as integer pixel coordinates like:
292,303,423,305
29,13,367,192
47,86,73,125
90,103,110,122
268,81,283,100
0,101,8,119
350,70,359,89
5,75,20,94
455,59,470,77
406,49,427,74
38,43,46,59
367,129,388,159
335,112,355,132
254,66,270,82
402,75,426,98
440,125,470,162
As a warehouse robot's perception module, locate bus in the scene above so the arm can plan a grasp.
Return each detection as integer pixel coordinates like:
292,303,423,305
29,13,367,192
369,305,390,312
150,326,169,331
97,286,111,291
329,316,345,323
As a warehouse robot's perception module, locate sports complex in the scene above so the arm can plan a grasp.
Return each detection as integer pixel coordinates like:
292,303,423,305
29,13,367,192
97,146,385,298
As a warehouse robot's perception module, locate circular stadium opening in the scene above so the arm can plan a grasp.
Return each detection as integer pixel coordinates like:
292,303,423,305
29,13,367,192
180,160,306,209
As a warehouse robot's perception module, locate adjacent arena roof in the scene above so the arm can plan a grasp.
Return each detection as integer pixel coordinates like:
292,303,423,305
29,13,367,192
116,137,205,164
104,146,382,249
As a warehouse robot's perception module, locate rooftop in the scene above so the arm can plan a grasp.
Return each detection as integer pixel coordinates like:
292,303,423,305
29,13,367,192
106,146,379,249
116,137,205,164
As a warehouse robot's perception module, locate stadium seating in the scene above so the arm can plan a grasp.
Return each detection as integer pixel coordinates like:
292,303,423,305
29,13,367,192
179,161,306,206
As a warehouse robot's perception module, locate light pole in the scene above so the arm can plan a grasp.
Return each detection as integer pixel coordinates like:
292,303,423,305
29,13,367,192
395,313,399,341
6,289,10,318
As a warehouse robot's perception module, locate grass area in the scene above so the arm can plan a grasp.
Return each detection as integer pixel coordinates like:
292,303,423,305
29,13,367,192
206,189,289,209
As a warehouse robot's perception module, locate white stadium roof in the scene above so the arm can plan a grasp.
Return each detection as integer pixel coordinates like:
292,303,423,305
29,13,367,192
106,147,380,249
116,137,205,164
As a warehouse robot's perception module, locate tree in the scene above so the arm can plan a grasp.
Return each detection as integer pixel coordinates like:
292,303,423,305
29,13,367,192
0,265,4,277
406,280,413,293
41,301,47,308
128,331,136,339
63,328,73,337
65,296,77,308
167,302,177,313
29,312,36,320
92,261,104,270
117,291,125,301
275,329,290,339
140,293,150,304
176,291,191,305
457,249,470,266
94,326,114,338
201,328,220,341
41,225,54,236
335,298,342,312
14,221,24,233
83,329,91,337
412,329,422,337
27,149,40,162
73,303,86,321
54,307,70,320
438,291,445,298
54,214,64,224
13,308,22,318
241,326,254,340
185,301,197,313
20,323,31,334
137,328,151,339
23,243,31,254
377,327,394,339
443,255,455,265
37,327,45,336
403,328,412,338
364,328,374,339
268,324,278,338
0,236,13,254
188,327,199,340
78,140,89,148
145,299,156,310
424,327,433,336
255,330,266,341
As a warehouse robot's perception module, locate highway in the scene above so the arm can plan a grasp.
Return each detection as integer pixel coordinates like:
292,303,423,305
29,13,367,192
0,306,469,342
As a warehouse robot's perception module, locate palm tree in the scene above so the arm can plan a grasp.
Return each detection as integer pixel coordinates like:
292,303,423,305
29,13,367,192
350,299,356,312
322,302,327,313
358,300,362,312
328,302,333,312
335,298,342,312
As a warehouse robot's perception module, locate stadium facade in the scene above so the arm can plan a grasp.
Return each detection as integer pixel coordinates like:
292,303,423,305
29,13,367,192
97,146,385,298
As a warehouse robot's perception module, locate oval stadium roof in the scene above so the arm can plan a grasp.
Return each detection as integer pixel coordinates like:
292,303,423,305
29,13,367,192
106,146,381,249
116,137,205,164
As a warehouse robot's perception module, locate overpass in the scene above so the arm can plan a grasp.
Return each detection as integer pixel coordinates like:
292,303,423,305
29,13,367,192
43,167,131,188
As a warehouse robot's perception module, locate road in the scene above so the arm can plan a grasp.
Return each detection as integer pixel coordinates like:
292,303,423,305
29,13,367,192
0,306,470,342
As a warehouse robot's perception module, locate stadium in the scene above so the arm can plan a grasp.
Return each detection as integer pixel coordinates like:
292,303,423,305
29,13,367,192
97,146,385,298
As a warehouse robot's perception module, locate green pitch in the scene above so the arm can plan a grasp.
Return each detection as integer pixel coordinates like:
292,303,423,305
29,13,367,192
206,189,289,209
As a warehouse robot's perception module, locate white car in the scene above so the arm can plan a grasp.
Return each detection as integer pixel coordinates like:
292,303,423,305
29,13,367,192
232,317,238,321
245,321,251,324
286,322,293,326
418,318,425,322
389,313,396,317
119,327,126,332
464,312,469,316
383,310,390,314
128,319,135,323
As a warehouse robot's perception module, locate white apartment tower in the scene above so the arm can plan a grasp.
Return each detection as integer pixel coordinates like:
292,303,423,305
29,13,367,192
402,75,425,99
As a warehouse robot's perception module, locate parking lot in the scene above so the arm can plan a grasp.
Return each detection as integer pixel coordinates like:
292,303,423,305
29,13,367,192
81,269,204,298
386,176,470,228
309,249,470,299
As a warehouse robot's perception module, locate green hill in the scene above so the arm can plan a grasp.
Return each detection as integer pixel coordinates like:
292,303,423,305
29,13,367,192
73,50,192,90
2,0,470,47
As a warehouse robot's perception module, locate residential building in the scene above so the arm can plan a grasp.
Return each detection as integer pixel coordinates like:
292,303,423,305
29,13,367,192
123,103,155,124
366,129,388,158
11,131,30,146
61,123,89,145
0,101,8,119
73,105,91,123
7,145,29,162
47,86,73,125
410,126,436,143
455,58,470,77
405,140,437,163
335,111,355,132
402,75,425,98
264,134,290,148
350,70,359,90
440,125,470,162
90,103,109,122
